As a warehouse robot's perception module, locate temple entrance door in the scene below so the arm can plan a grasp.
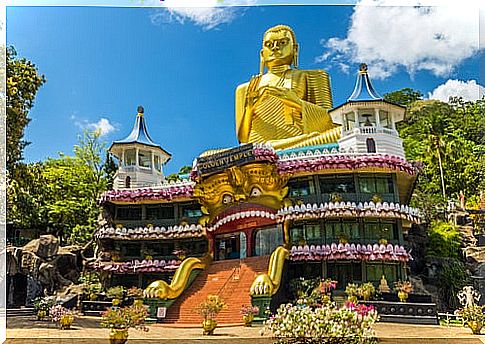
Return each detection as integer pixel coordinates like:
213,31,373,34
327,262,362,290
215,233,241,260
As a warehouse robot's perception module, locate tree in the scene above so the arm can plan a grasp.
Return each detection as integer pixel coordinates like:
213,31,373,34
6,46,45,170
384,88,423,106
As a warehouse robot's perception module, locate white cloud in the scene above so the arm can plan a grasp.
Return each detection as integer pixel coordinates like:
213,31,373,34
149,0,256,30
428,79,485,102
318,0,481,79
72,115,116,137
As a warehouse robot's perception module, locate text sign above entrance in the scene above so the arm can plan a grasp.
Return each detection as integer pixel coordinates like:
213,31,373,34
196,144,255,176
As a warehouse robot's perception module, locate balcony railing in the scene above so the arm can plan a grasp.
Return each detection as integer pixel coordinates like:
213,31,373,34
344,126,398,137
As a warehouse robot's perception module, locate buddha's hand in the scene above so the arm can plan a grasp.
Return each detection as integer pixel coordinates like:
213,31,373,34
144,280,170,299
250,273,274,296
264,86,303,108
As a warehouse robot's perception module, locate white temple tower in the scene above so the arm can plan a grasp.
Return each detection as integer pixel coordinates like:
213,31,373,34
109,106,171,190
329,64,406,158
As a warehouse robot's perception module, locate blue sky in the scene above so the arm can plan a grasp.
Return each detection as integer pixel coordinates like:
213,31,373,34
6,3,484,175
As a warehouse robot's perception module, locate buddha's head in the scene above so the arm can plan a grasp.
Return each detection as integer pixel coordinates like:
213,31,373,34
260,25,299,72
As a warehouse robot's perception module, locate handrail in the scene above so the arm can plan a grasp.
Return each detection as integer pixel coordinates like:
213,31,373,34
250,246,289,296
144,255,210,299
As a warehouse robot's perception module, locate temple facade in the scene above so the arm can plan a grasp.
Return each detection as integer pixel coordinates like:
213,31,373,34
93,26,421,323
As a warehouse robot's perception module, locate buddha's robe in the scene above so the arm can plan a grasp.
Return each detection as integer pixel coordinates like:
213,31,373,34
235,69,341,150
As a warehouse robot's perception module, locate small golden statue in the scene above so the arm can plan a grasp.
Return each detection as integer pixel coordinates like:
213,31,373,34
235,25,340,150
379,275,391,293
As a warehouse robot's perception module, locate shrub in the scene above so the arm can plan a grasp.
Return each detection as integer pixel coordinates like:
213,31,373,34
100,303,149,331
427,221,461,259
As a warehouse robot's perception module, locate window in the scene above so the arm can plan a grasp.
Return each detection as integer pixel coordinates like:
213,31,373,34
288,178,314,197
122,243,141,257
364,220,397,240
319,176,355,194
146,205,174,220
366,263,398,284
125,176,131,189
327,262,362,289
358,175,394,194
291,222,322,245
181,203,203,218
138,150,151,168
254,226,283,256
366,138,376,153
124,149,136,166
116,206,142,220
154,155,161,172
324,221,360,242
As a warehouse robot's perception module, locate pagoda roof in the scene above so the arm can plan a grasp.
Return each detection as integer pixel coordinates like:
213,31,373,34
347,63,383,102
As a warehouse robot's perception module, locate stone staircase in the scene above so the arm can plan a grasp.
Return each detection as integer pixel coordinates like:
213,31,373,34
163,255,270,324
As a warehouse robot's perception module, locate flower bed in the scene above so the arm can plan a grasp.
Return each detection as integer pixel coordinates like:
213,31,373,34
263,302,378,343
290,243,412,262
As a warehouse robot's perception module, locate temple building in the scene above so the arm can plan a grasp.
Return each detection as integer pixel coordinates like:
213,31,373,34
92,25,425,324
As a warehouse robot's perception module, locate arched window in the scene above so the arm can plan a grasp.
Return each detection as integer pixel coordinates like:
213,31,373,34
125,176,131,189
366,138,376,153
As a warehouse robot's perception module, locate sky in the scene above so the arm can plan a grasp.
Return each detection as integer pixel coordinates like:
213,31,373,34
5,1,485,175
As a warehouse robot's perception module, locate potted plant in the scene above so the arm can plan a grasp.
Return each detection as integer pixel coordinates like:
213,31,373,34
101,303,149,344
395,280,413,302
173,249,187,261
240,304,259,327
107,286,125,307
345,283,359,303
49,304,76,330
33,296,55,320
320,278,337,304
359,282,376,301
127,287,144,299
194,295,227,335
458,305,485,335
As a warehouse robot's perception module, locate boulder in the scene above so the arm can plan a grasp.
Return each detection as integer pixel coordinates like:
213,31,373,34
23,235,59,259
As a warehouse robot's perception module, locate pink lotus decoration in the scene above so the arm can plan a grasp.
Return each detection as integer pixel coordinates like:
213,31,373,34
90,259,181,273
99,183,194,204
277,154,418,176
290,243,412,263
277,201,420,224
95,224,205,240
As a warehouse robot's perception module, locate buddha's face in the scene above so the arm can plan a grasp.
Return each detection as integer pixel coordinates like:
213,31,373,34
261,29,295,68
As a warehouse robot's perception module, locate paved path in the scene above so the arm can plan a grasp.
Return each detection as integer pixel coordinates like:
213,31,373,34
6,315,485,343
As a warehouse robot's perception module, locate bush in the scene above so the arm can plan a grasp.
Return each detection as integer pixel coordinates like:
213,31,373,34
427,221,461,259
438,259,470,310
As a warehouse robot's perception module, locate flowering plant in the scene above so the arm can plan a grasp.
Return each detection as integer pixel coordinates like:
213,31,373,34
33,296,55,314
345,283,359,297
263,302,378,342
100,303,149,331
394,280,413,294
240,304,259,316
457,305,485,323
320,279,337,294
126,287,144,299
49,305,76,322
194,295,227,321
359,282,376,299
106,286,125,300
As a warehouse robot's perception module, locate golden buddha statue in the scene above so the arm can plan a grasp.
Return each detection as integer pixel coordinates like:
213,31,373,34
235,25,341,150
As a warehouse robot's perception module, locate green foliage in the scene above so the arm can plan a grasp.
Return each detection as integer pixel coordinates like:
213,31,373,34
437,259,470,310
7,130,112,245
387,92,485,219
6,46,45,169
427,221,461,259
384,88,423,106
